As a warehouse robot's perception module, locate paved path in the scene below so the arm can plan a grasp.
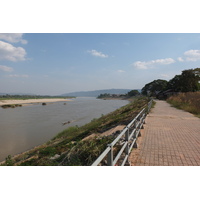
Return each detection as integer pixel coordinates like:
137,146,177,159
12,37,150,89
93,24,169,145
129,100,200,166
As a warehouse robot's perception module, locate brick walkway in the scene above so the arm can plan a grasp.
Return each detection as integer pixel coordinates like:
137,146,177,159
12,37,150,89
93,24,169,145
129,100,200,166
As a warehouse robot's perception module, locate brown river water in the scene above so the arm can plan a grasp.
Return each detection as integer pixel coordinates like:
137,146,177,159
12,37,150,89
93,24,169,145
0,97,128,161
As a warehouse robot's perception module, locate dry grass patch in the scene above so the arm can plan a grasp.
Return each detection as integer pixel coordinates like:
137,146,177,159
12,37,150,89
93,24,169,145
167,92,200,117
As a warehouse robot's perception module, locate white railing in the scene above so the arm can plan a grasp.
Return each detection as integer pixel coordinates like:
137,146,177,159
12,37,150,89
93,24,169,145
91,99,152,166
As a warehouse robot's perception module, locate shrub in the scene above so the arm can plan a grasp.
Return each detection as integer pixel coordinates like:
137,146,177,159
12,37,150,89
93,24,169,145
5,155,14,166
167,92,200,116
39,147,56,157
60,135,115,166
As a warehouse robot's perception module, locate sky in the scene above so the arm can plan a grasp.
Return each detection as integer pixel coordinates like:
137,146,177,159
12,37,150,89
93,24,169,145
1,1,200,198
1,33,200,95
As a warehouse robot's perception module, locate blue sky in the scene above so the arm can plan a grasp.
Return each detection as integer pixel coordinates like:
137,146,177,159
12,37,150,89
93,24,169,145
1,0,200,197
1,33,200,95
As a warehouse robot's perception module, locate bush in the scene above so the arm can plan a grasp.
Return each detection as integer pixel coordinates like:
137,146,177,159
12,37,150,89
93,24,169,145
53,126,80,140
39,147,56,157
60,135,115,166
167,92,200,116
5,155,14,166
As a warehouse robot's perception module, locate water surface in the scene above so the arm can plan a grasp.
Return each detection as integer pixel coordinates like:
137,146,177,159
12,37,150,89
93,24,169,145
0,97,128,161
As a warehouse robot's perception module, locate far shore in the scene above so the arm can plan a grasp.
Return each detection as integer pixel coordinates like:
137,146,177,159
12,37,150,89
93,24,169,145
98,97,134,102
0,98,73,106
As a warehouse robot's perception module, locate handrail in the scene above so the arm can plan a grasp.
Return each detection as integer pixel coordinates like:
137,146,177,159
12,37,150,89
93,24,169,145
91,99,153,166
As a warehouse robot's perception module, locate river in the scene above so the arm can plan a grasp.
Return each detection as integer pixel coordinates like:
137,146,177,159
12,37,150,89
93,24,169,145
0,97,128,161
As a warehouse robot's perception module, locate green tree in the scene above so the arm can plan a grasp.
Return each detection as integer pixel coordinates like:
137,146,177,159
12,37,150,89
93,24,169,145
97,93,110,98
127,90,140,97
181,69,199,92
193,68,200,90
167,75,182,92
141,79,168,96
167,68,200,92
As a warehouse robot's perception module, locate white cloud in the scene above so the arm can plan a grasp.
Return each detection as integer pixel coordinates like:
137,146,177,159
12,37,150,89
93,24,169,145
0,65,13,72
177,57,184,62
150,58,175,65
117,70,125,73
133,58,175,69
183,49,200,61
176,50,200,62
88,49,108,58
0,33,27,44
0,41,26,61
8,74,29,78
133,61,148,69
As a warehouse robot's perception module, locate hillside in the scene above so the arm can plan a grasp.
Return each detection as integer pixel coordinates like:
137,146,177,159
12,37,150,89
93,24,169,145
61,89,141,97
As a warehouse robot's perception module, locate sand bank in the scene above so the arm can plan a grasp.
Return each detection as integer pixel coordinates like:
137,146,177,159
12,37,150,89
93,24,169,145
0,98,72,106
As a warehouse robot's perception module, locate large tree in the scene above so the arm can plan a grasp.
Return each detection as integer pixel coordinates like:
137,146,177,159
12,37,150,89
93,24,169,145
141,79,168,96
167,75,183,92
141,68,200,97
127,90,140,97
167,68,200,92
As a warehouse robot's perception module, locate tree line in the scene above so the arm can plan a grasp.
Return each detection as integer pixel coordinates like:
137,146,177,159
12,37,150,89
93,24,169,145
97,90,140,99
141,68,200,97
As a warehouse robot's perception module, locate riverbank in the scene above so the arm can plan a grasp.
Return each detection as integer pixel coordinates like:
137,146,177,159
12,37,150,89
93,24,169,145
0,98,73,106
0,97,128,162
0,97,149,166
97,96,136,102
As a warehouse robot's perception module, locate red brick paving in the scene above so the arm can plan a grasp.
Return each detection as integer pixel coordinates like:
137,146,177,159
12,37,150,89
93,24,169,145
129,100,200,166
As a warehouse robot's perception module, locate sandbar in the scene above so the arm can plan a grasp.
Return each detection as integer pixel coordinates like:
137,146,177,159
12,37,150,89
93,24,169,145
0,98,73,106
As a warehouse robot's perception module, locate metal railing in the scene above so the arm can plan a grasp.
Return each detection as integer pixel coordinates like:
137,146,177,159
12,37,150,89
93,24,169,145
91,99,153,166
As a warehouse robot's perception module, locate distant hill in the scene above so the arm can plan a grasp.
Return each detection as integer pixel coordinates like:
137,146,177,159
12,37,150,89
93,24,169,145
61,89,141,97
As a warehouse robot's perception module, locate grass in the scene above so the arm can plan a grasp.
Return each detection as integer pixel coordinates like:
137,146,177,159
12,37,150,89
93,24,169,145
0,96,74,101
1,104,22,109
58,135,116,166
167,92,200,117
0,97,152,166
152,100,156,108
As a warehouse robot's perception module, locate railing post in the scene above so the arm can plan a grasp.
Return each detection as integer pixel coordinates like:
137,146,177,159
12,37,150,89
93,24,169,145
133,141,138,148
91,99,153,166
147,99,152,114
140,111,144,130
143,110,146,124
133,121,138,148
107,144,113,166
125,128,129,153
138,130,142,137
134,120,137,138
138,114,142,137
125,128,129,164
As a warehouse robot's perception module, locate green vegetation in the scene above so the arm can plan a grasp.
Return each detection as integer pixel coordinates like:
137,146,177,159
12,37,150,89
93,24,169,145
0,97,151,166
141,79,168,96
5,155,14,166
0,94,74,101
97,90,140,99
1,104,22,109
59,136,116,166
127,90,140,97
142,68,200,97
97,93,113,98
167,68,200,92
167,92,200,117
